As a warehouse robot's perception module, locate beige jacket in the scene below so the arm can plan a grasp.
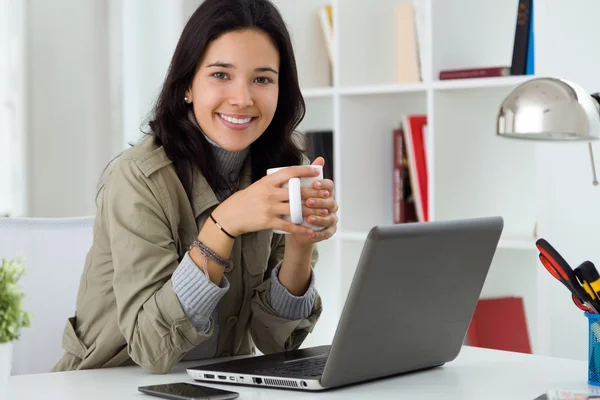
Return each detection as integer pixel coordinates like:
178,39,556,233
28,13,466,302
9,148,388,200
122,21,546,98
52,137,322,374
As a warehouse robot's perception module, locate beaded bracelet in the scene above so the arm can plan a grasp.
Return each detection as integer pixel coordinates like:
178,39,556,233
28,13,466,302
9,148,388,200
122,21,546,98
190,239,234,272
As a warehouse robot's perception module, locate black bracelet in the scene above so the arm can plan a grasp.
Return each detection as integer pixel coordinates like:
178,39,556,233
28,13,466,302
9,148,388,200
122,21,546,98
190,239,234,270
210,213,236,239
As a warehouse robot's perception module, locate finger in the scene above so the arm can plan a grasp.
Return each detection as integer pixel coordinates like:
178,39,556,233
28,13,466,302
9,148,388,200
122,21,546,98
267,165,321,186
302,206,329,217
304,198,336,211
305,214,337,227
272,203,296,216
272,218,310,236
313,178,334,192
271,204,330,223
311,156,325,167
300,187,331,200
309,226,337,242
270,187,291,202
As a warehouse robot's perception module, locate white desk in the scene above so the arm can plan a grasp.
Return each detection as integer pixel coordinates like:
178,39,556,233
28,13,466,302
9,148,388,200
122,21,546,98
6,346,595,399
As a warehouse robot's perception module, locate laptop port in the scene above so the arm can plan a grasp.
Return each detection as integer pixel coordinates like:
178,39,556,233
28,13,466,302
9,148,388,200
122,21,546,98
253,377,263,385
229,376,236,381
204,374,214,379
301,381,308,387
218,375,227,380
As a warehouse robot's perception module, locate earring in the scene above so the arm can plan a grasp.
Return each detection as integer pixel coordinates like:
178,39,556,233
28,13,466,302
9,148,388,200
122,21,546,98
184,96,189,103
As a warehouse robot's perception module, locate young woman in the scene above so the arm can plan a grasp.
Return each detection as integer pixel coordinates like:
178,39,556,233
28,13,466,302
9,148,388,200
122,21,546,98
52,0,338,374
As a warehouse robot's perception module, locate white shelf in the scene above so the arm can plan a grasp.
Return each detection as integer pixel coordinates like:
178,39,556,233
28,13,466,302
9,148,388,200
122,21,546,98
272,0,600,360
301,76,538,99
336,230,536,251
301,87,335,99
337,82,428,96
432,75,537,91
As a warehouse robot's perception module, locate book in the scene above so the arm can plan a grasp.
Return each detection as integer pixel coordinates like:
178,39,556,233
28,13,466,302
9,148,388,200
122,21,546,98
318,3,334,82
534,389,600,400
304,130,334,181
395,2,421,83
466,297,532,354
393,127,418,224
510,0,533,75
402,115,428,222
525,0,535,75
412,0,427,81
438,66,511,80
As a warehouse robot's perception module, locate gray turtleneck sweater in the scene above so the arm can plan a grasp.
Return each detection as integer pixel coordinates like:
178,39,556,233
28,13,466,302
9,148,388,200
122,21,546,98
171,132,316,361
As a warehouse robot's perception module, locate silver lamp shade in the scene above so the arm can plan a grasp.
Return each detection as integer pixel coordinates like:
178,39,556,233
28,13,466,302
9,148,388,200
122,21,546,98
497,77,600,185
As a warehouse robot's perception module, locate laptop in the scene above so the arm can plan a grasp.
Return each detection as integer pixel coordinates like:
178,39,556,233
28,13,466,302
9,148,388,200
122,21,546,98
187,216,504,391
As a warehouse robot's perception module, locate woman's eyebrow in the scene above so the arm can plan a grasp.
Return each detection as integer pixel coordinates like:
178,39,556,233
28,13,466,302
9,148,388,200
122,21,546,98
255,67,278,75
206,61,278,74
206,61,234,69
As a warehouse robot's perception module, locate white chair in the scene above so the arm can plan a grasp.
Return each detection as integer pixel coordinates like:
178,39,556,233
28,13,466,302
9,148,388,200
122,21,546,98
0,217,94,375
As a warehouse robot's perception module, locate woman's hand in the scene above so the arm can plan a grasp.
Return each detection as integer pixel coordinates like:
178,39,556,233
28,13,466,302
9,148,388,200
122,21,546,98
277,157,337,295
289,157,338,246
213,165,321,237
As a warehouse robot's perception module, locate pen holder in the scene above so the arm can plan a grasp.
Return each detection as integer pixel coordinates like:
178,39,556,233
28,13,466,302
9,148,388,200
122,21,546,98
586,312,600,386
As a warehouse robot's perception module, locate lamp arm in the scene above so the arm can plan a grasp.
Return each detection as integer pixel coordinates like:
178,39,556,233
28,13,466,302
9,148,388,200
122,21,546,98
589,93,600,186
588,143,599,186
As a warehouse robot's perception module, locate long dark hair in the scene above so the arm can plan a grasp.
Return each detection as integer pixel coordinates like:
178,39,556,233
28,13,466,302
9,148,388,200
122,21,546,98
147,0,306,203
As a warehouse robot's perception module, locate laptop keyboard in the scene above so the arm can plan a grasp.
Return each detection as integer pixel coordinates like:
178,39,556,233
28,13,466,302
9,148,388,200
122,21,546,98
253,356,327,378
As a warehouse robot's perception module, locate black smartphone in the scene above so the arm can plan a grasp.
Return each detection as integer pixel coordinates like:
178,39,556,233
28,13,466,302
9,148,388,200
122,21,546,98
138,382,239,400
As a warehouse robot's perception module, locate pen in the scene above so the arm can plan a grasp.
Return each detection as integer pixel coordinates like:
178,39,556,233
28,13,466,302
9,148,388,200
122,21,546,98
575,261,600,310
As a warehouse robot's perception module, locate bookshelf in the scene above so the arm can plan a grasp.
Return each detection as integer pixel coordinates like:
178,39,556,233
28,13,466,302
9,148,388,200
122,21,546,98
275,0,545,353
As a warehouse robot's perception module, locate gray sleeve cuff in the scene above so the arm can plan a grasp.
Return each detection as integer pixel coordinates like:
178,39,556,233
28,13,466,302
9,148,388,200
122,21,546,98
172,252,229,334
269,261,316,320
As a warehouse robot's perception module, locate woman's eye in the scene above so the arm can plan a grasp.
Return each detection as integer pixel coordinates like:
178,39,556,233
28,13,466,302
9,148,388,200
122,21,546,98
212,72,229,80
255,76,273,84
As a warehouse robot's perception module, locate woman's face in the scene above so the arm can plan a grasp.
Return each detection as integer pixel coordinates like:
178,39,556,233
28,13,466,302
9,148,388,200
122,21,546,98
186,29,280,152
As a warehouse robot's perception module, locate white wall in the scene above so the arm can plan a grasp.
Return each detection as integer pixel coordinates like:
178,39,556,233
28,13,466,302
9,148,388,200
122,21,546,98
534,0,600,360
26,0,117,217
23,1,206,217
119,0,189,147
0,0,14,215
0,0,26,217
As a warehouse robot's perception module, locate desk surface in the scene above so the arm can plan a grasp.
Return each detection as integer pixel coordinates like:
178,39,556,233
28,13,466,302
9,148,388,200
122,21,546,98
6,346,594,399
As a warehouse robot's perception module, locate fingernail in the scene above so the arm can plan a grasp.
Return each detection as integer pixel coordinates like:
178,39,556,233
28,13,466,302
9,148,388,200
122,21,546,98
309,216,317,223
307,199,316,206
322,190,329,197
321,209,328,215
314,168,320,175
316,181,323,188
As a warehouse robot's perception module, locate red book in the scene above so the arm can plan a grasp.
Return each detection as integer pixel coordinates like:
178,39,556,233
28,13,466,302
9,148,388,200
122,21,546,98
466,297,532,354
402,115,428,222
438,66,511,80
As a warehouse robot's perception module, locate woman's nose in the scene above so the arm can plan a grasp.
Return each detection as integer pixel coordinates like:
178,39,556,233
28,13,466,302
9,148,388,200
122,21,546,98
228,83,254,108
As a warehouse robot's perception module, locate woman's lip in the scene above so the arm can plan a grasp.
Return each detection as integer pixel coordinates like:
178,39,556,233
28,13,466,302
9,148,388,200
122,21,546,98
219,113,255,118
216,113,255,131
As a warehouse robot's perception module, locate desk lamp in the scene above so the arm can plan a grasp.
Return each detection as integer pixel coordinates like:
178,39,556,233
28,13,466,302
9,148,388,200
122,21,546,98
496,77,600,186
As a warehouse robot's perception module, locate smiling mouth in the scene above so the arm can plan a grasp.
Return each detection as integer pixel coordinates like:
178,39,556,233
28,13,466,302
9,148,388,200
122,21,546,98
217,113,256,125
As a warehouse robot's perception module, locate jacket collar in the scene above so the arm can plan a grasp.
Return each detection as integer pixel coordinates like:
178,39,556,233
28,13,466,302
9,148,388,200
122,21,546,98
192,154,253,218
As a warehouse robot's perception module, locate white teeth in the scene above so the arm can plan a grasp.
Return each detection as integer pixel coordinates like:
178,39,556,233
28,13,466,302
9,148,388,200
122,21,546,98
219,114,252,124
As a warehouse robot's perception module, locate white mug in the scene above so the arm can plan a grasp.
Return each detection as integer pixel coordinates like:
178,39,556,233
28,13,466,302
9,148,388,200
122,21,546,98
266,165,325,234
